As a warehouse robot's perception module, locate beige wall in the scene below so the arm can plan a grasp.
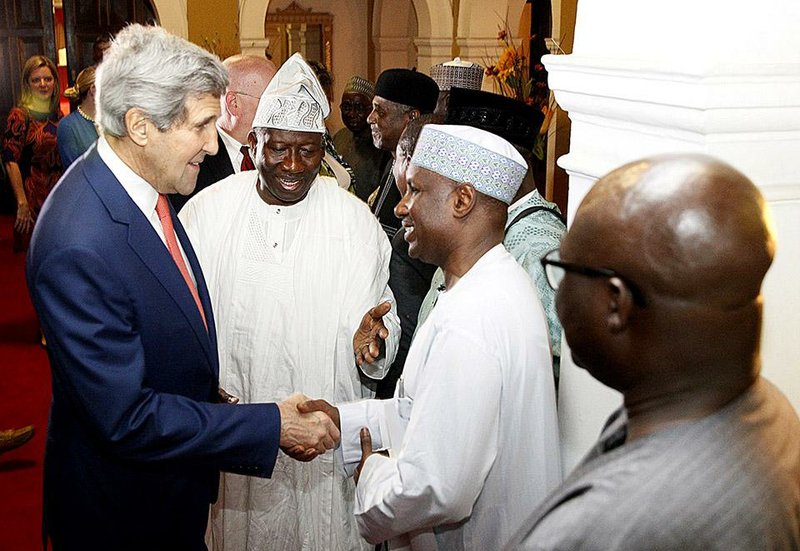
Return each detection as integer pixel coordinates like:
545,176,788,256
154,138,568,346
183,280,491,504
158,0,536,94
187,0,240,58
152,0,188,38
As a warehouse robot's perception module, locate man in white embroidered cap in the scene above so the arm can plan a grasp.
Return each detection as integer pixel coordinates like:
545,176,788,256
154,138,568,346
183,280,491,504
300,124,563,550
179,53,400,551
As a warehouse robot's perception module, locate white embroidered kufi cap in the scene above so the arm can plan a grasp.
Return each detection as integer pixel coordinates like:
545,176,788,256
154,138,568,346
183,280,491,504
252,52,329,133
411,124,527,204
430,58,484,91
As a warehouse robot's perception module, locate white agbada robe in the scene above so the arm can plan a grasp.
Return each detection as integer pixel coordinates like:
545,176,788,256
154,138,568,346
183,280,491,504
180,172,398,551
338,245,562,550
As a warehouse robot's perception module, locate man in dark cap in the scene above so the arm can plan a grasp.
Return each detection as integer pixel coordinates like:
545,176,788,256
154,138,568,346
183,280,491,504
375,114,441,399
506,154,800,549
417,87,566,384
366,68,439,238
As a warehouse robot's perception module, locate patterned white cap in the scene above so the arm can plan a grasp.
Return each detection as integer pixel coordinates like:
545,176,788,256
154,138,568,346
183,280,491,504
430,58,484,91
252,52,330,133
411,124,527,204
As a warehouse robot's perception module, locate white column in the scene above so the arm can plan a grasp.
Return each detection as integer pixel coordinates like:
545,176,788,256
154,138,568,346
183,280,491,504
545,0,800,472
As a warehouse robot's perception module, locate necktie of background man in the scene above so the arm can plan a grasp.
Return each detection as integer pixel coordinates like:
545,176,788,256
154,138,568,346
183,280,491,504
240,145,255,171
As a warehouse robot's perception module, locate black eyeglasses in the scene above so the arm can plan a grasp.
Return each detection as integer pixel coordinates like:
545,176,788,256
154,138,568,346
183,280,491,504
540,249,647,307
232,90,260,100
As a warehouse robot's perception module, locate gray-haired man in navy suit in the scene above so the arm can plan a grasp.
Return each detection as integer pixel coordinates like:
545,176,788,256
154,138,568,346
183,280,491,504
27,25,337,550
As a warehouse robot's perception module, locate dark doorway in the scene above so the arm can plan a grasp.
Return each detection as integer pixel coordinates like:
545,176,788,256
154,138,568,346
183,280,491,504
61,0,159,83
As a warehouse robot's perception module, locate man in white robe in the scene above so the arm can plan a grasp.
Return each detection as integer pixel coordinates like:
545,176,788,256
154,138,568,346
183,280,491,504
302,124,562,550
180,53,399,551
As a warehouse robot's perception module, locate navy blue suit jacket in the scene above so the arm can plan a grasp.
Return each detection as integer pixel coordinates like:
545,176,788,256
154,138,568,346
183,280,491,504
27,144,280,550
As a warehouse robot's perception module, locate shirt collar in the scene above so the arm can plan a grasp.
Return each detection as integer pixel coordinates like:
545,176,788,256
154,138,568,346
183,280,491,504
217,123,243,149
97,136,159,216
508,189,535,212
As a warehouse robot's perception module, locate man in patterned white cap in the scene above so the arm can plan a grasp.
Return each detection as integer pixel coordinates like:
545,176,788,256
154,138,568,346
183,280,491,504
169,54,278,212
300,124,562,550
333,76,391,201
180,52,400,551
429,57,484,115
417,87,566,387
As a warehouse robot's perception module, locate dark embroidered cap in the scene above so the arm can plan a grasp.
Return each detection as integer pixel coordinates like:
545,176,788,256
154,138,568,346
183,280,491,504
374,68,439,114
445,87,544,151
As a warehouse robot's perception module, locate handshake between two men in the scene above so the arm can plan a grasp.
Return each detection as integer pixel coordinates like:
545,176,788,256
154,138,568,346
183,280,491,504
274,300,392,463
277,393,340,461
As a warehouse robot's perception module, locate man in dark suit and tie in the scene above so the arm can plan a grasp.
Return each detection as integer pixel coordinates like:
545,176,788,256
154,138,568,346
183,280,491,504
26,25,338,550
169,53,277,212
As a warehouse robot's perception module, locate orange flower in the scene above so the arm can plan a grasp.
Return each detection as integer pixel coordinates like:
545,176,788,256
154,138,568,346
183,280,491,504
497,46,517,73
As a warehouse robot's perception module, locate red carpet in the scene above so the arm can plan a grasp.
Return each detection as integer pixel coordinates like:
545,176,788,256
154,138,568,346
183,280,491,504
0,214,51,550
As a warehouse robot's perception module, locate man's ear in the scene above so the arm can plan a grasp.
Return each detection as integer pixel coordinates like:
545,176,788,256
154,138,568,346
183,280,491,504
406,108,420,123
125,108,151,147
224,90,238,116
248,130,258,151
451,183,477,219
606,276,634,333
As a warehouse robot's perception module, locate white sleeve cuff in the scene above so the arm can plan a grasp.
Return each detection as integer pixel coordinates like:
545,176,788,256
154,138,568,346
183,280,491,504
338,399,388,471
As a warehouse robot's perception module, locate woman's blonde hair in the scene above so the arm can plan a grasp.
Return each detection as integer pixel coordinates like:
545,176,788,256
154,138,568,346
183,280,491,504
64,66,96,102
20,55,60,114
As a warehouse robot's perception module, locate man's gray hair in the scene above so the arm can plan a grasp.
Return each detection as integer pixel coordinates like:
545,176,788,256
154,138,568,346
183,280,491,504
96,24,228,137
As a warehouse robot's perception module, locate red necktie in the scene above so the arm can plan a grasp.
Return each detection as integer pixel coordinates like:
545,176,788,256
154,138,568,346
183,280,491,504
155,194,207,330
240,145,255,171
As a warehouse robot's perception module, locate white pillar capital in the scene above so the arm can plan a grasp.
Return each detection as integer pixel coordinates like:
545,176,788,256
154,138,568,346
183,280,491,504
549,0,800,472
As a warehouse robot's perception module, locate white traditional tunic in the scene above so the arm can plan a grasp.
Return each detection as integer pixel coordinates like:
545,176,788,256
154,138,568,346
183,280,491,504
180,172,398,551
338,245,562,550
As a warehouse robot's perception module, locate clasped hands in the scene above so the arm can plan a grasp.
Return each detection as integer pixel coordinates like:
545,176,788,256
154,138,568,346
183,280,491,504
274,299,391,466
278,393,340,462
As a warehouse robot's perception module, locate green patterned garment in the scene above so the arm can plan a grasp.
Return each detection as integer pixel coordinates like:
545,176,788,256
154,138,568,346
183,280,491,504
503,191,566,358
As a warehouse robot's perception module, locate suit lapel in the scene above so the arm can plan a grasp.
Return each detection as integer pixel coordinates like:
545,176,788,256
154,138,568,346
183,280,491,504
173,210,219,377
82,147,216,373
215,131,235,179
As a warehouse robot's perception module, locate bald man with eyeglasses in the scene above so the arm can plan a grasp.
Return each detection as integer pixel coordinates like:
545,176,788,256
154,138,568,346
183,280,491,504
507,154,800,550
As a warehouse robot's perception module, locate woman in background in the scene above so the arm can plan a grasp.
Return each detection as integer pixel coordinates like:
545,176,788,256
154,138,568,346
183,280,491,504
2,55,62,250
58,66,98,168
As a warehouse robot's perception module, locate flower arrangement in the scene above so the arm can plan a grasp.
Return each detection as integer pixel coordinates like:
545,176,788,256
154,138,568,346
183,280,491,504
484,20,553,160
484,26,534,106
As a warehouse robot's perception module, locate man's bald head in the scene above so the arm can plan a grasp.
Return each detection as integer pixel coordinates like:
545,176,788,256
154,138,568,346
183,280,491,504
573,154,774,307
558,154,774,398
220,55,278,143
